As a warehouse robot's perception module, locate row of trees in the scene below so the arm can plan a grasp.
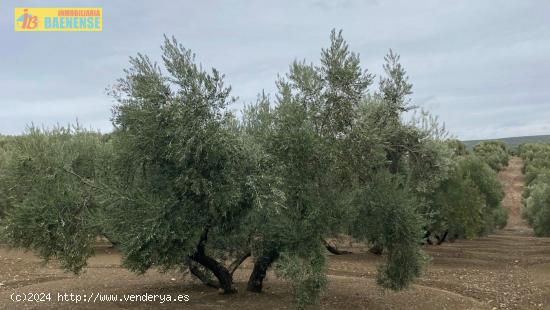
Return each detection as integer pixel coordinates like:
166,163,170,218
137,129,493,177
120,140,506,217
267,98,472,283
421,140,506,244
473,141,510,172
519,143,550,236
0,31,507,308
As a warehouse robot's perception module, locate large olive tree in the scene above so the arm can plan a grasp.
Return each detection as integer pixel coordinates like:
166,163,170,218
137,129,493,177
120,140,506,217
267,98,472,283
242,30,427,307
101,36,267,294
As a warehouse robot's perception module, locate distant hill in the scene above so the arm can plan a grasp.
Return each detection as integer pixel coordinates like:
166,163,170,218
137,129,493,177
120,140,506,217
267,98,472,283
463,135,550,149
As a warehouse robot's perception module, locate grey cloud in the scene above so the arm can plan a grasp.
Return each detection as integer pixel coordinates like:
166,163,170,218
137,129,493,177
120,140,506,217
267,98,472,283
0,0,549,139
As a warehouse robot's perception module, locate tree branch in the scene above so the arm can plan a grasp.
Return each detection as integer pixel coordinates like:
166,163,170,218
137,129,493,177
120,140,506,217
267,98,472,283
229,251,251,276
323,239,351,255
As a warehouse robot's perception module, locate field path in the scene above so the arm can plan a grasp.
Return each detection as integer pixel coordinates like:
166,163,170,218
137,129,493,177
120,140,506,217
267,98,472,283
1,157,550,309
500,157,530,232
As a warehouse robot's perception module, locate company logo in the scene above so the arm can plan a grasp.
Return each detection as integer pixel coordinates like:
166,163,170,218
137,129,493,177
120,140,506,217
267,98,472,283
16,8,38,30
14,8,102,32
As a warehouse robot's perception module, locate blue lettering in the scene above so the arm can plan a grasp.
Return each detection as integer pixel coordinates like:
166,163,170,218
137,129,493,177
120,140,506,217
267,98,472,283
44,17,51,28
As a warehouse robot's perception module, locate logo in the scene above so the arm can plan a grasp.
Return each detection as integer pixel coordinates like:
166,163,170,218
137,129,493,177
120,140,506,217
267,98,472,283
14,8,102,32
16,8,38,30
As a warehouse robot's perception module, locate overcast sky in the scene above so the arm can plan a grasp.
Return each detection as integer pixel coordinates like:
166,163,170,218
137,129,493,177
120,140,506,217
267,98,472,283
1,0,549,140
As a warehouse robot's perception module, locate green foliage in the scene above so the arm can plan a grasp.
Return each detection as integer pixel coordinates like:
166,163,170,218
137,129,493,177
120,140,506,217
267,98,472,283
275,250,327,310
0,127,108,273
523,183,550,236
350,172,426,290
519,143,550,236
473,141,509,171
409,109,449,141
428,156,506,239
446,139,468,156
103,36,259,276
0,136,13,218
0,30,514,308
241,30,430,306
379,49,413,115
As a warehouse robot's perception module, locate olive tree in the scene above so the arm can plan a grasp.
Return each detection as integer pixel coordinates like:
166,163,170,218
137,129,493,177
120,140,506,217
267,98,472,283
519,143,550,236
473,141,509,171
427,155,506,242
404,117,507,244
101,36,267,294
0,127,109,273
446,139,468,156
242,30,427,307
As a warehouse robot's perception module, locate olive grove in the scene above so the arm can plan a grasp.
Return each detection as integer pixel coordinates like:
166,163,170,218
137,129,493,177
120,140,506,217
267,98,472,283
0,31,509,308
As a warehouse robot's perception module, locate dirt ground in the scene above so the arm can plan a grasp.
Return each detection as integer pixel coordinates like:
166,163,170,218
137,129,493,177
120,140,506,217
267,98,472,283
1,157,549,309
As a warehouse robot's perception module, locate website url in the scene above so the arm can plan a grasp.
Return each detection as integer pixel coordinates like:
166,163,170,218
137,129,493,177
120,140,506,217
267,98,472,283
10,292,190,304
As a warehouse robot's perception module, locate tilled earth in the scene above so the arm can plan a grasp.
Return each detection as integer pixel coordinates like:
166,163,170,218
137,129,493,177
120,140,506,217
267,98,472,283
1,157,549,309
